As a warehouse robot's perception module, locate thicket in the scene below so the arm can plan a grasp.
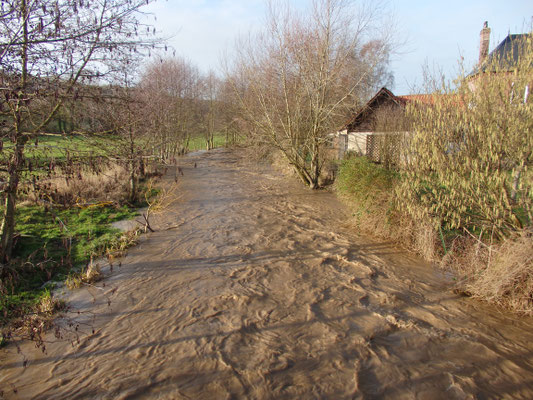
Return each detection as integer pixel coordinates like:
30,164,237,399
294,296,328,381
226,0,395,189
337,35,533,313
336,156,397,228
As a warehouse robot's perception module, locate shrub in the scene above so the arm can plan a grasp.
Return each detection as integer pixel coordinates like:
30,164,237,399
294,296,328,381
336,156,396,209
336,156,438,258
393,35,533,312
397,38,532,240
336,156,398,236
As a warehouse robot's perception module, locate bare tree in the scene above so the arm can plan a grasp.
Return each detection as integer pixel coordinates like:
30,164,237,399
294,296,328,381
139,57,203,160
201,70,221,150
217,78,243,146
226,0,395,188
0,0,160,262
103,75,151,204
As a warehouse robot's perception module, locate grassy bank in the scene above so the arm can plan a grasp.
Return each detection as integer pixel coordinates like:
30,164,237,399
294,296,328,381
187,134,227,151
335,156,405,240
0,203,139,326
335,155,533,314
0,133,166,333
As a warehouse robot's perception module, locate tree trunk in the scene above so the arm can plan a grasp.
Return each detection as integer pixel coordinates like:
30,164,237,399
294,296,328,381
0,143,24,262
309,140,320,189
293,164,311,187
139,158,145,179
1,190,18,263
128,125,137,203
129,166,137,203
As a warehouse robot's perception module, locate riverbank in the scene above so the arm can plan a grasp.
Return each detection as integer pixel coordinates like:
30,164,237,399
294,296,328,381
1,148,532,399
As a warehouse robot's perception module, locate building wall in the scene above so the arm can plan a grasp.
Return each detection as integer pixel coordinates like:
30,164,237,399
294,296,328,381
347,132,371,155
332,130,411,166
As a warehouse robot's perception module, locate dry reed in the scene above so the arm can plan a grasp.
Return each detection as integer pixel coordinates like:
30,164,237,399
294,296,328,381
442,230,533,314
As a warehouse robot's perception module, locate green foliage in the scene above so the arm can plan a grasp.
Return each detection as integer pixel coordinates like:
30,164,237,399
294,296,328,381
0,290,42,325
336,156,397,210
187,134,227,151
0,204,137,325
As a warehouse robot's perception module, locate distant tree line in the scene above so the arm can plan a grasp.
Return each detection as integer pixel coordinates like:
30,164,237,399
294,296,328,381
0,0,397,264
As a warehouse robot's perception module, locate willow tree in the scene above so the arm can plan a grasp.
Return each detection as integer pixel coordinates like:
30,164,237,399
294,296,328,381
0,0,160,262
227,0,394,188
397,34,533,239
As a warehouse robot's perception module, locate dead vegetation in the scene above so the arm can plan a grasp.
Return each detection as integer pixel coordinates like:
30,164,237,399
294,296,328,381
442,230,533,314
65,258,103,290
135,178,181,233
1,290,66,354
24,162,164,208
26,164,130,207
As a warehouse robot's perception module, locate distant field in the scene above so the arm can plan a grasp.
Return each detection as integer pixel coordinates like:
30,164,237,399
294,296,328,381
2,134,116,163
2,133,231,163
187,134,227,151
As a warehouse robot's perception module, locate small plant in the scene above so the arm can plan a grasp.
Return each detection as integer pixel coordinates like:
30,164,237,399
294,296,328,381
136,179,180,232
37,289,65,316
65,259,102,290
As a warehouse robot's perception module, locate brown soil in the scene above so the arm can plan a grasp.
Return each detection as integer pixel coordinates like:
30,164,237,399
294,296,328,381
1,148,533,399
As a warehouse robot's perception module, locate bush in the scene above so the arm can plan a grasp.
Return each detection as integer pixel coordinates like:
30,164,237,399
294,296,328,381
336,156,398,236
336,156,396,208
397,39,532,240
336,156,438,259
393,35,533,312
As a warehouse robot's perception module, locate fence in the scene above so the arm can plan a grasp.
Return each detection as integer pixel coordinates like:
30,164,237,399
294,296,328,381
333,131,410,167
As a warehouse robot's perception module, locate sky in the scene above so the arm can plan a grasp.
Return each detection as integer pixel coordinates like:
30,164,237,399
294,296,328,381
142,0,532,95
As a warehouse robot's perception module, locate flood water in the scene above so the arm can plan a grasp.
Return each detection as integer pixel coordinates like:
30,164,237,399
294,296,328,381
1,148,533,399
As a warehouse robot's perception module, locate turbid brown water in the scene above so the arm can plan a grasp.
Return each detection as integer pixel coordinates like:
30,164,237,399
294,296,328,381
1,148,533,399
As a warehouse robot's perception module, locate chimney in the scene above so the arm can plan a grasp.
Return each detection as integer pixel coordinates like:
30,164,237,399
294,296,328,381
479,21,491,65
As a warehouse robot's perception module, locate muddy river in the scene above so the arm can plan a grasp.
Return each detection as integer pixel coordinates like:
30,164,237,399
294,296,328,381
1,149,533,399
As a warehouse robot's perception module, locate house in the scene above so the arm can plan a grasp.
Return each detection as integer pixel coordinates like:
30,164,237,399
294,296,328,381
468,22,532,101
333,22,532,164
471,22,531,75
333,87,415,164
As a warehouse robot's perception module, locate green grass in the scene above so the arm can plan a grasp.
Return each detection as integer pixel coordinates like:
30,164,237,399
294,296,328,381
2,134,118,164
25,134,117,162
187,134,227,151
0,203,137,324
336,156,398,209
4,132,236,164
